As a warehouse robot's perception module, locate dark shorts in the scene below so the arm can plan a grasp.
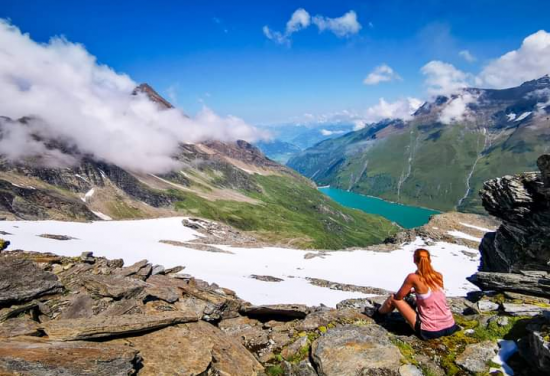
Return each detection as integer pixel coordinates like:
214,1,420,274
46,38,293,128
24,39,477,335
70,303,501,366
415,316,459,340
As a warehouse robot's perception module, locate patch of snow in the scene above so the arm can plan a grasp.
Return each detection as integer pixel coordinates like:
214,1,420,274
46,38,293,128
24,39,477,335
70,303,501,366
0,219,480,307
506,113,516,121
10,182,35,190
92,211,113,221
447,230,482,242
85,188,95,199
74,174,88,182
515,112,532,122
459,222,495,233
490,340,518,376
432,227,439,230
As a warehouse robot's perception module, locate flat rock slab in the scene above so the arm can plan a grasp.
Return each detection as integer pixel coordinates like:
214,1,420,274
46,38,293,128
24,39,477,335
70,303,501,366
455,340,498,374
502,303,545,316
468,272,550,298
312,325,402,376
81,274,148,299
240,304,310,319
0,258,63,307
41,310,199,341
0,317,41,338
0,338,139,376
110,321,263,376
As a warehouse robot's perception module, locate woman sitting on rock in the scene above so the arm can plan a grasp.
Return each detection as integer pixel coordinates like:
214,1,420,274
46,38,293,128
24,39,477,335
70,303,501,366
377,248,459,340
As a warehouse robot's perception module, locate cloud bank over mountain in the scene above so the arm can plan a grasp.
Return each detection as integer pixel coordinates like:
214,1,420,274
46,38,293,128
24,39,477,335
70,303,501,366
0,20,266,173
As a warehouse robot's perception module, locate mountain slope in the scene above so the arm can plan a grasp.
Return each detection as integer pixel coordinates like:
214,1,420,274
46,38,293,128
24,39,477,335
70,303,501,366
288,76,550,213
0,86,397,249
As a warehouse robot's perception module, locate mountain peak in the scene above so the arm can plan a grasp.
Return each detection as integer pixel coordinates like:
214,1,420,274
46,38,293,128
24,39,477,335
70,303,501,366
132,83,174,109
520,74,550,88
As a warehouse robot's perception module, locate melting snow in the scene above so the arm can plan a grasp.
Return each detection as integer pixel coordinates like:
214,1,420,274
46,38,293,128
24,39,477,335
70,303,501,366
459,222,495,233
506,113,516,121
0,218,481,307
92,211,113,221
448,230,483,242
490,340,518,376
515,112,532,121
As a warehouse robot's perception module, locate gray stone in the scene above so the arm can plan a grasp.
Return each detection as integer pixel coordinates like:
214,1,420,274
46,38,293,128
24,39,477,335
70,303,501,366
311,325,402,376
0,258,63,307
81,274,147,299
41,310,199,341
151,264,165,275
477,300,500,312
519,315,550,373
399,364,423,376
241,304,310,319
0,317,41,338
80,251,94,263
108,321,263,376
58,294,94,319
455,340,499,373
502,303,545,316
117,259,151,278
468,271,550,298
0,338,139,376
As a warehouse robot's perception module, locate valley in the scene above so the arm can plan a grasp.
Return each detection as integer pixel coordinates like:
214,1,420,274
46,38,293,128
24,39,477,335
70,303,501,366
288,77,550,213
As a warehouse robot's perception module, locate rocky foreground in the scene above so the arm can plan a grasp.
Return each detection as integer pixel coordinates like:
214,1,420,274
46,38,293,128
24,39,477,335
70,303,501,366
0,246,548,376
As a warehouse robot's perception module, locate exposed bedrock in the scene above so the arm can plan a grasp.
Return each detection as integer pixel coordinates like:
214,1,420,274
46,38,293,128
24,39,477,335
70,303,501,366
477,154,550,273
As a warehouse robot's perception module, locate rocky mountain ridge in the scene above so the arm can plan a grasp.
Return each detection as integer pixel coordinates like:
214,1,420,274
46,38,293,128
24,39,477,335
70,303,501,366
0,85,397,249
288,76,550,213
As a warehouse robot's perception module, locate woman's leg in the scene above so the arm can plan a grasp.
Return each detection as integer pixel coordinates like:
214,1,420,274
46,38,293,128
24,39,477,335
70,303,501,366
392,299,417,329
378,294,396,314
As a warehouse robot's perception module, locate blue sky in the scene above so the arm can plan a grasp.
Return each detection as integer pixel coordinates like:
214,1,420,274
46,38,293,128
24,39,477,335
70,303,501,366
1,0,550,125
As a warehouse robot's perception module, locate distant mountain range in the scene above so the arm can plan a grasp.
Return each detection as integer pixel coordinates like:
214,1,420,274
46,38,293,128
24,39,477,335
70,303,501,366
0,85,396,249
288,76,550,213
255,124,354,163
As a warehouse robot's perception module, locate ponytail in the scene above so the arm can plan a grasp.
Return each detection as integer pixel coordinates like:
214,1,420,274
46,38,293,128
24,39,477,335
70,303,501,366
414,249,444,290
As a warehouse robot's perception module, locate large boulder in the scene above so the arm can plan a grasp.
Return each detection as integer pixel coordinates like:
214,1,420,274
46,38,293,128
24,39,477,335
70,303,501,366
0,258,63,307
109,321,263,376
0,338,139,376
455,341,499,374
519,314,550,373
468,271,550,298
478,155,550,273
311,325,402,376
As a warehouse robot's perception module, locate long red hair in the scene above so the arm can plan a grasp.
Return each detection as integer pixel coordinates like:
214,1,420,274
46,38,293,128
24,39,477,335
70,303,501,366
414,249,444,290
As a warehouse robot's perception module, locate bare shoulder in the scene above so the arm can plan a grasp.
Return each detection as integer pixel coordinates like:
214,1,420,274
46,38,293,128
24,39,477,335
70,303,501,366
405,273,419,282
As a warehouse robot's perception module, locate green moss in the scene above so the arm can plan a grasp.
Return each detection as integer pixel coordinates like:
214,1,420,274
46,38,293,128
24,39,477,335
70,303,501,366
318,326,327,333
391,338,418,366
265,365,285,376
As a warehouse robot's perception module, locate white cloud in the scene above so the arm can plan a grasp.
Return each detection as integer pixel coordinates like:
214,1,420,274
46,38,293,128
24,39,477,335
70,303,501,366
263,9,361,45
363,64,402,85
286,8,310,34
263,8,310,45
477,30,550,88
421,60,472,96
312,10,362,37
320,129,346,136
0,20,267,174
439,93,478,124
364,97,423,123
459,50,476,63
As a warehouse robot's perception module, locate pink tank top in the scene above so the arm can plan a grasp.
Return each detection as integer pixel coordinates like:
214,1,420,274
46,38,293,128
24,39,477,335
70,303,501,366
415,288,455,332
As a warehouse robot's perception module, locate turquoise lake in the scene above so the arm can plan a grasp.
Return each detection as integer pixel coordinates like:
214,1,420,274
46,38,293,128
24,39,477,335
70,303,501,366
319,187,440,229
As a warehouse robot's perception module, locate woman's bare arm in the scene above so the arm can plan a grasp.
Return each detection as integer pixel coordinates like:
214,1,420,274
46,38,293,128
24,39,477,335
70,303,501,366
394,274,416,300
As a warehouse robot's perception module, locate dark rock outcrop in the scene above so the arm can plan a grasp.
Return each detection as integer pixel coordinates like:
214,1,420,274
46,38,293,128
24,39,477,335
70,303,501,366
0,258,63,307
477,155,550,273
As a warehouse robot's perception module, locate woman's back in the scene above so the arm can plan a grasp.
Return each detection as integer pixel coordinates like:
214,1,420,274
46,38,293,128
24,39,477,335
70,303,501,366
415,288,455,332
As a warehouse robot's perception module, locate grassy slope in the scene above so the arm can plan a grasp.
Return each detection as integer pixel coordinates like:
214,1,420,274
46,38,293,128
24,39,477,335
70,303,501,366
173,174,398,249
290,121,550,213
